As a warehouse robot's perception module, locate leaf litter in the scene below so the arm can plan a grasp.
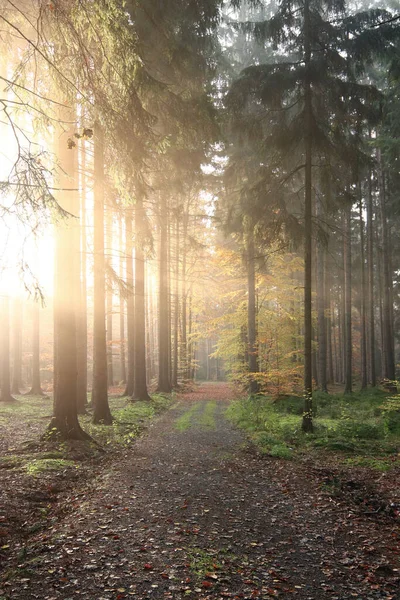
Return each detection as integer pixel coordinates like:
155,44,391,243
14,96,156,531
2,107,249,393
0,382,399,599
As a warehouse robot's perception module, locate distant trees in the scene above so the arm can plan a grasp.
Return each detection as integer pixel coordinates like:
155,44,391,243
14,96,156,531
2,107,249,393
0,0,399,441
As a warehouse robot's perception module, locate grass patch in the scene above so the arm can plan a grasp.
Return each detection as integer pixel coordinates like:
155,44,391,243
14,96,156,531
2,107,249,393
175,403,201,432
187,547,221,577
82,394,174,447
226,387,400,466
199,401,217,430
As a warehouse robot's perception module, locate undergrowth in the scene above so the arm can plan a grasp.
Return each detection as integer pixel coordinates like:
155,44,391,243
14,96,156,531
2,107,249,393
226,387,400,468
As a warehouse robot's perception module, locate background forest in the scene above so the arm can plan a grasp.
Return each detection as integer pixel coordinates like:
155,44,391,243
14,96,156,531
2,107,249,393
0,0,399,440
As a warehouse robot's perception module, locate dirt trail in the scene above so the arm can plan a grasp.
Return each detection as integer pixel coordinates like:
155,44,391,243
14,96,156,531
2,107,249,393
3,382,399,599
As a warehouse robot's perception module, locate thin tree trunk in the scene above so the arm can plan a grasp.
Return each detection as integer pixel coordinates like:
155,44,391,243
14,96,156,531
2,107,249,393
106,202,114,387
27,301,45,396
77,140,88,413
316,195,327,392
181,213,188,378
92,122,112,424
133,195,151,401
247,228,259,394
119,214,127,384
302,0,313,431
157,195,172,392
0,296,16,403
359,192,367,390
377,151,396,387
344,202,352,394
11,297,22,395
366,167,376,386
123,211,135,396
172,216,179,387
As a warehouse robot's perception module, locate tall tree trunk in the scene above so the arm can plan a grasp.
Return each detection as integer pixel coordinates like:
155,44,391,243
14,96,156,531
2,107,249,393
246,228,259,394
366,167,376,386
157,195,172,392
77,141,88,413
11,297,22,395
123,211,135,396
181,212,188,378
119,213,127,385
48,112,90,440
316,195,327,392
172,216,180,387
377,151,396,387
359,193,367,390
133,195,151,401
106,202,114,387
0,296,16,403
27,301,45,396
344,202,352,394
302,0,313,432
92,122,112,424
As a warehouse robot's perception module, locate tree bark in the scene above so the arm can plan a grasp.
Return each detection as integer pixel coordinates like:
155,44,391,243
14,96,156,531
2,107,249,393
344,202,352,394
11,297,22,395
123,211,135,396
133,195,151,401
377,151,396,387
316,195,327,392
157,194,172,392
48,111,91,440
26,301,45,396
92,122,112,424
246,228,259,394
366,167,376,386
106,201,114,387
119,213,127,385
0,296,16,403
302,0,313,432
359,192,367,390
172,216,180,387
76,140,88,413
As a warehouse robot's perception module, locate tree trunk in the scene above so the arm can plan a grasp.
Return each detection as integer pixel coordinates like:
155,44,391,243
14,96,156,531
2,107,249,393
26,301,45,396
48,112,90,440
172,216,179,387
316,195,327,392
11,297,22,395
359,192,367,390
133,195,151,401
344,202,352,394
366,167,376,386
119,213,127,384
377,151,396,387
91,122,112,424
0,296,16,403
157,195,172,392
302,0,313,432
246,228,259,394
181,212,188,378
106,201,114,387
123,211,135,396
76,140,88,413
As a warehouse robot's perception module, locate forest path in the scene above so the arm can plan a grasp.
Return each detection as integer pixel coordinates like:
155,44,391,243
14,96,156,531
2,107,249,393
7,382,398,599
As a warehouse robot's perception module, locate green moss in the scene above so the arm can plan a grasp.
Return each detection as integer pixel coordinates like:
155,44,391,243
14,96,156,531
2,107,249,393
24,458,77,475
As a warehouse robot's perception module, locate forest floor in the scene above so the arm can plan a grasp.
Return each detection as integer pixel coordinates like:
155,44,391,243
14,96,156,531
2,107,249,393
0,382,399,599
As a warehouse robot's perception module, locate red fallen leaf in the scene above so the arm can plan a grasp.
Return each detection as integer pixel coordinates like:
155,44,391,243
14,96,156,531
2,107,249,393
144,563,153,570
113,535,120,540
161,573,169,579
139,546,147,552
202,581,213,588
